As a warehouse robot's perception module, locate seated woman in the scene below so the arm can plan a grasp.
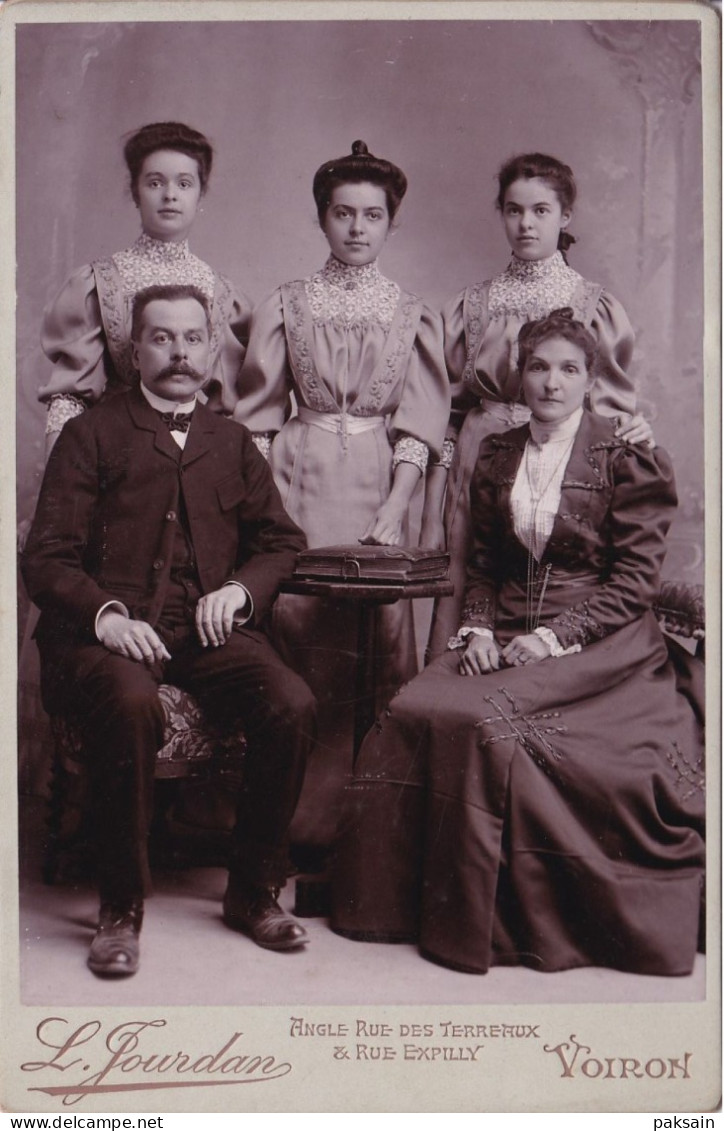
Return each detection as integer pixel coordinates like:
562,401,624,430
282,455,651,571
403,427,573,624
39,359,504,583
331,308,705,977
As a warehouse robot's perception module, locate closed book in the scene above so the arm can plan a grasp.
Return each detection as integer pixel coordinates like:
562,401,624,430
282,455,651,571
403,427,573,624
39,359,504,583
293,544,450,583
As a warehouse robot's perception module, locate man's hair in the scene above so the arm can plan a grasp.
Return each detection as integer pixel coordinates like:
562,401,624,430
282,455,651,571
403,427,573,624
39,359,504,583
130,284,212,341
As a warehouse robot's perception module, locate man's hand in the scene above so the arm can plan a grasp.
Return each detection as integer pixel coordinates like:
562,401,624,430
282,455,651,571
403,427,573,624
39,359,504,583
96,611,171,664
195,585,249,648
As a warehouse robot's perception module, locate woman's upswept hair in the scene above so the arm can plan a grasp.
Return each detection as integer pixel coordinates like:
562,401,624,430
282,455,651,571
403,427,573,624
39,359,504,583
517,308,598,375
313,139,407,225
497,152,577,258
124,122,214,204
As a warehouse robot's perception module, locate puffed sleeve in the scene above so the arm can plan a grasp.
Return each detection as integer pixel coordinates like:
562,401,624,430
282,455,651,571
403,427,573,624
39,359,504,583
458,436,505,631
38,264,109,407
204,275,252,416
442,289,486,441
388,304,450,463
588,289,637,418
547,444,677,649
232,288,292,435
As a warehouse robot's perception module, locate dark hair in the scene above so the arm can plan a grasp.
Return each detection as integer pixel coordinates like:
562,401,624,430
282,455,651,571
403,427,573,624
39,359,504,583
312,140,408,225
131,284,211,342
124,122,213,205
517,308,598,376
496,152,577,258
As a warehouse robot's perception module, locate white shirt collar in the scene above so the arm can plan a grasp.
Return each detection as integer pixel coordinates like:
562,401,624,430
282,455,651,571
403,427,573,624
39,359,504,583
140,383,197,415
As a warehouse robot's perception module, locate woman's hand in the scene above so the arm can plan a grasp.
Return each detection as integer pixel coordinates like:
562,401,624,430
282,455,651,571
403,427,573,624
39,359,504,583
459,634,500,676
360,500,405,545
360,462,421,545
501,633,551,667
615,413,654,448
419,513,446,550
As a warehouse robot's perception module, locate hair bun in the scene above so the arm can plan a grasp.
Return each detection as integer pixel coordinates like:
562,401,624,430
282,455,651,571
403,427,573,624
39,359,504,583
351,140,370,157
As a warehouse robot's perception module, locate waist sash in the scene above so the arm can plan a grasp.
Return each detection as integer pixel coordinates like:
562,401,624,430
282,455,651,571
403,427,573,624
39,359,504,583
297,405,386,449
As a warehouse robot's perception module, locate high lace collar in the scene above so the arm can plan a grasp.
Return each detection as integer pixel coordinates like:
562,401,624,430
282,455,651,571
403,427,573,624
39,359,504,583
135,232,192,261
506,251,571,282
321,255,381,288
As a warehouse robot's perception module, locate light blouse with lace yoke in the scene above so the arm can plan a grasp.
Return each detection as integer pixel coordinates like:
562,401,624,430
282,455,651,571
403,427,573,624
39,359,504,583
237,255,448,476
437,251,637,464
41,233,251,433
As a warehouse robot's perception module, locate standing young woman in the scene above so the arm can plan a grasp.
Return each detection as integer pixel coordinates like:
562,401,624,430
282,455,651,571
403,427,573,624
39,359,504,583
39,121,251,456
234,140,449,846
424,152,652,658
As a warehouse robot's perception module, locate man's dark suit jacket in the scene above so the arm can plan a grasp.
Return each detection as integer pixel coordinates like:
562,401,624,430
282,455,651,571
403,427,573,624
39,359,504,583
22,386,306,648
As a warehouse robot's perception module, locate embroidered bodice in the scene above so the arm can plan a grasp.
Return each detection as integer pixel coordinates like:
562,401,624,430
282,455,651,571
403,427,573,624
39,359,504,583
112,233,216,302
304,255,401,330
487,252,584,321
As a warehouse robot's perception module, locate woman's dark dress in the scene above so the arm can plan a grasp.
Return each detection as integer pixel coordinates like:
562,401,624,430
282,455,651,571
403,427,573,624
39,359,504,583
331,411,705,975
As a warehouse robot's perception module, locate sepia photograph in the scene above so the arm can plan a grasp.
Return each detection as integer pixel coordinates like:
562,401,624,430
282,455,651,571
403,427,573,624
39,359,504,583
2,0,719,1115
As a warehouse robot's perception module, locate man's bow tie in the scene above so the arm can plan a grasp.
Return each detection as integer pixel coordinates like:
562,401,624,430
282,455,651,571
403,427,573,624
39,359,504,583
159,411,194,433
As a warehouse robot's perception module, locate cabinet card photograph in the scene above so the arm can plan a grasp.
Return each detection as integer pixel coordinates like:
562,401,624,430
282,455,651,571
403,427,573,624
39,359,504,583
2,0,719,1116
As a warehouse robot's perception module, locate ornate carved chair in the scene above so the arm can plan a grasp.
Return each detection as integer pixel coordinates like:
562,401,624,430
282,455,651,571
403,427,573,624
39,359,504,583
653,580,705,658
43,684,246,884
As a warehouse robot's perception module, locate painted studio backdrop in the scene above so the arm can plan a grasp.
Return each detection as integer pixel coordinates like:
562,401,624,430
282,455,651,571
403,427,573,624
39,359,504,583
16,18,704,772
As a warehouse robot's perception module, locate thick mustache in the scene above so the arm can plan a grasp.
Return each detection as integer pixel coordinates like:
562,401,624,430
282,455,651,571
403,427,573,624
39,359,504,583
156,362,205,382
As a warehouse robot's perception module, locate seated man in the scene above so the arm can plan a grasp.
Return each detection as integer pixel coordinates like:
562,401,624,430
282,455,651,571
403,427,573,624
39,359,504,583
22,283,317,978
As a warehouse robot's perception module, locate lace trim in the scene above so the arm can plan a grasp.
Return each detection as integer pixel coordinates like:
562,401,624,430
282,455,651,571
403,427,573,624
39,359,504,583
534,625,581,658
357,291,422,415
251,433,274,460
321,255,381,287
46,393,86,434
305,256,400,329
392,436,428,474
447,625,493,651
488,253,585,321
93,256,134,384
281,282,339,413
428,436,456,470
113,234,216,302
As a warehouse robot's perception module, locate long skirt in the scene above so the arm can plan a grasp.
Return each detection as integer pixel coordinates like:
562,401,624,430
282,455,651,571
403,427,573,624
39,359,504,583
269,415,418,847
331,614,705,975
426,400,530,660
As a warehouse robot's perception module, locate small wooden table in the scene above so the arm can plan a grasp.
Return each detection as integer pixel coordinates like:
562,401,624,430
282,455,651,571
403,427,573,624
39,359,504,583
280,575,453,917
280,576,453,763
